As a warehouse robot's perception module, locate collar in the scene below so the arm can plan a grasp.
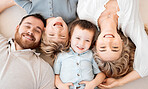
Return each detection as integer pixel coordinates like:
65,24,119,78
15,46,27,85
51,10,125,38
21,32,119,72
7,38,40,56
69,47,89,56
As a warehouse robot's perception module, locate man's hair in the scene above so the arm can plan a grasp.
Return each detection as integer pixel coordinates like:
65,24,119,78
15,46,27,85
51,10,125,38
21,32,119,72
19,14,46,27
69,20,98,48
93,30,135,78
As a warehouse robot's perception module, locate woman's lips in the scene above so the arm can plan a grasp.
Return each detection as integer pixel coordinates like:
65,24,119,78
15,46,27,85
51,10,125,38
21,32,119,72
103,34,115,38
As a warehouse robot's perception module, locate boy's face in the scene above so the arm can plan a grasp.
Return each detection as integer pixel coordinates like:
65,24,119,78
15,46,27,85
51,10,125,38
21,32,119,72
45,17,69,43
71,26,94,54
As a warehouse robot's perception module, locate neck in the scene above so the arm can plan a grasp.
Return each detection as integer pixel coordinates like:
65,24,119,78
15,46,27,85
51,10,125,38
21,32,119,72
14,40,23,50
100,18,117,33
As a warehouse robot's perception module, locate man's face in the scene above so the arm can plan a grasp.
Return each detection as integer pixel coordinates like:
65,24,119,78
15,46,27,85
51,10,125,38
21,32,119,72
15,16,44,50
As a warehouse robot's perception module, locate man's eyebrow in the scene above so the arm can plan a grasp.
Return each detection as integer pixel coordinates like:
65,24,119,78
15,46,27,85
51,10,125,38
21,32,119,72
25,22,42,31
36,26,42,31
24,22,32,25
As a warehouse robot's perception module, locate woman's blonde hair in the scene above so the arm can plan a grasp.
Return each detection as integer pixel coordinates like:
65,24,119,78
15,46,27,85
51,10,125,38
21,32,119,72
94,30,135,78
39,31,70,64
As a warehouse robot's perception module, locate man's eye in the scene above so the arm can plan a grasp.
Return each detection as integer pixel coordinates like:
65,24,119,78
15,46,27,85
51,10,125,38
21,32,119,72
25,26,30,29
35,29,41,33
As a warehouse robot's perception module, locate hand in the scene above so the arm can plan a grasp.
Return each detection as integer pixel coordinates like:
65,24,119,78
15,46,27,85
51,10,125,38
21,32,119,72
57,82,73,89
98,78,120,89
79,81,95,89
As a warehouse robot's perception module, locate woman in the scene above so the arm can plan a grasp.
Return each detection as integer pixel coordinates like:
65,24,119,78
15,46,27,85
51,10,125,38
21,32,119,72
77,0,148,88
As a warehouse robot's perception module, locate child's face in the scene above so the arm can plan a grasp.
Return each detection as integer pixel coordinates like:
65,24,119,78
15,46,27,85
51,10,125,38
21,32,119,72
45,17,69,43
71,26,94,54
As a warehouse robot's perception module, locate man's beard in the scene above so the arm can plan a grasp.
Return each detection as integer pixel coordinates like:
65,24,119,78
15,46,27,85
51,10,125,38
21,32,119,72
15,30,40,49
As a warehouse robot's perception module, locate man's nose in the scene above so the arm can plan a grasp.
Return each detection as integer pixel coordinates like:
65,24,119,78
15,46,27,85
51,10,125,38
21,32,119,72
27,28,34,35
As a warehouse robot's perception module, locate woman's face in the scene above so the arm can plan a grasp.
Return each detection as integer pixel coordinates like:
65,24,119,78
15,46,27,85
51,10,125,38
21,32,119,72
45,17,69,44
96,31,123,61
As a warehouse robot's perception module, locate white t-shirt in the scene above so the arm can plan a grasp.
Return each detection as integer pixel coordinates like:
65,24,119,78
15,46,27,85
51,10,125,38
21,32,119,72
77,0,148,77
0,35,55,89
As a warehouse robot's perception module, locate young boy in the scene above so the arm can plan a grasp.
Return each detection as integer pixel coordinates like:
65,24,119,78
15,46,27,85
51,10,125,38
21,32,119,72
54,20,105,89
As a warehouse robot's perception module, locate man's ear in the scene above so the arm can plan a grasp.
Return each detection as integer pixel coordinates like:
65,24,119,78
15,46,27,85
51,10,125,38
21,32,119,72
16,25,19,31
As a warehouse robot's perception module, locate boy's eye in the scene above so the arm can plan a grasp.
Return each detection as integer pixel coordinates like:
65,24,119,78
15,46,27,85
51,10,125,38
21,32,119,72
76,37,80,40
49,34,54,36
85,40,90,42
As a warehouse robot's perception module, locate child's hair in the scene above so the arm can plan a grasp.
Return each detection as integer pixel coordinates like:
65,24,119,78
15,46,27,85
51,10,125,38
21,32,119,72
39,31,70,64
93,29,135,78
69,20,98,48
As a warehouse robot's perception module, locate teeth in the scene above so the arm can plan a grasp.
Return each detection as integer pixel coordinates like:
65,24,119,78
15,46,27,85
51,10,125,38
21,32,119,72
105,35,113,37
25,36,33,41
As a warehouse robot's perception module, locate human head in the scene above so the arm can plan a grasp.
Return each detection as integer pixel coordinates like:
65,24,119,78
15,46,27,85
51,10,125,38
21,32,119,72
43,17,69,45
69,20,97,54
96,15,123,61
94,30,135,78
15,14,46,50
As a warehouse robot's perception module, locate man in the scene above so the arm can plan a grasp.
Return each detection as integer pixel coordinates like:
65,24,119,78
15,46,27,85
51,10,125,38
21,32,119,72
0,14,55,89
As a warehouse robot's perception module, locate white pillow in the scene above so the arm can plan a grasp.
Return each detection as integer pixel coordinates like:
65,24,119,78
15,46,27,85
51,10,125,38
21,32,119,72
0,5,26,38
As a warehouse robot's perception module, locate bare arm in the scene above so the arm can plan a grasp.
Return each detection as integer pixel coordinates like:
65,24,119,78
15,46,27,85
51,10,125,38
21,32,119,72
99,70,141,88
0,0,16,13
55,74,73,89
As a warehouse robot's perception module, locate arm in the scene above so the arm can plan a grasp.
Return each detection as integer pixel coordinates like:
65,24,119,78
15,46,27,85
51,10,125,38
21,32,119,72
80,72,105,89
55,74,73,89
39,63,55,89
0,0,16,13
14,0,32,13
99,70,141,88
121,0,148,77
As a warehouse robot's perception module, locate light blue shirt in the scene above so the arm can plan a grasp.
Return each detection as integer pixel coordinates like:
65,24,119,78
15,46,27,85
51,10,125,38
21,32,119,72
14,0,78,23
54,48,100,88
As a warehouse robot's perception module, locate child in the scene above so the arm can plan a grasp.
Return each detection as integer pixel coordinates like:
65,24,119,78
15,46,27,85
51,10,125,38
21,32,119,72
54,20,105,89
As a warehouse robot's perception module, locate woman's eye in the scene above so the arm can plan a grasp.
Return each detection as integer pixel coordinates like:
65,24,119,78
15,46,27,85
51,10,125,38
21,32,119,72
61,35,65,38
113,46,118,49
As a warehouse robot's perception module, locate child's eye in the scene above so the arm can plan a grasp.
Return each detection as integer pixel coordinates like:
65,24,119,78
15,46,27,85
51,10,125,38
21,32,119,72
85,40,90,42
76,37,80,40
49,34,54,36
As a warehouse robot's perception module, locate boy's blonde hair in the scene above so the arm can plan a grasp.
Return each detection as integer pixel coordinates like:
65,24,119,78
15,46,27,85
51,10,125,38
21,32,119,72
39,31,70,64
94,30,135,78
